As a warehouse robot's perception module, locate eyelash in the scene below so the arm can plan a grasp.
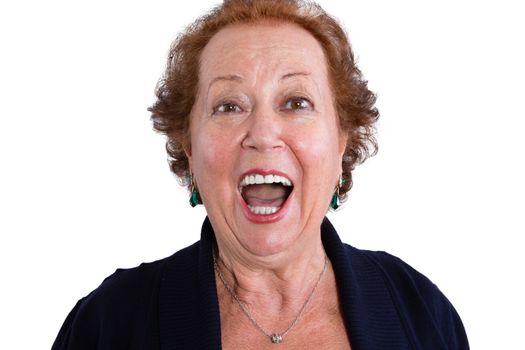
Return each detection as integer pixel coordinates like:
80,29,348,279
211,96,314,116
282,96,314,112
212,101,242,115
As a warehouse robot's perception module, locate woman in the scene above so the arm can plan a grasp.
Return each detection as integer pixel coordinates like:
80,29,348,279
53,0,469,349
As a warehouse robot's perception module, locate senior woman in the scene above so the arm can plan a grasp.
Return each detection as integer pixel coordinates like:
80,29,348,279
53,0,469,349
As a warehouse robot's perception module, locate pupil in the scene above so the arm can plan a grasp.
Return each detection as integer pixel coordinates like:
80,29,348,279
292,100,303,109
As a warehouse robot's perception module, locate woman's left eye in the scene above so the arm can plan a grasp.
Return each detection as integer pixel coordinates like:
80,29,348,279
282,97,313,111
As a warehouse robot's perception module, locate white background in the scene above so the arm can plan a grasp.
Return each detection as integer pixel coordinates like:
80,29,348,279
1,0,523,348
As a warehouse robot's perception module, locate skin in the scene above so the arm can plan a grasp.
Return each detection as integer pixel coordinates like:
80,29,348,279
185,23,350,348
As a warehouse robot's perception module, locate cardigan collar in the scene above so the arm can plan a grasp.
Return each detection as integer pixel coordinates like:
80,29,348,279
320,217,396,350
159,217,222,349
160,217,397,350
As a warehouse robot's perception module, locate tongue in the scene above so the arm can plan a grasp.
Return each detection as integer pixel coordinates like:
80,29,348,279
242,184,288,207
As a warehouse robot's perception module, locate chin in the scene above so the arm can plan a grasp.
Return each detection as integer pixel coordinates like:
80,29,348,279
233,200,306,257
236,228,298,257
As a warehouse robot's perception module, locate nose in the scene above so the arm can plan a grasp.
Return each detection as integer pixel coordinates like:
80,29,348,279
241,107,285,152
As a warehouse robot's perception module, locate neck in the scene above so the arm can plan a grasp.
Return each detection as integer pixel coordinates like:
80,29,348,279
214,233,327,314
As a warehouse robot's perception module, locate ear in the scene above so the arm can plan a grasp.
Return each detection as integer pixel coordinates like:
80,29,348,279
338,130,349,159
182,137,193,170
182,112,196,169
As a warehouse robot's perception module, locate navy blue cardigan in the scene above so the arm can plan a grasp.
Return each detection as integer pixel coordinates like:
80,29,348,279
52,218,469,349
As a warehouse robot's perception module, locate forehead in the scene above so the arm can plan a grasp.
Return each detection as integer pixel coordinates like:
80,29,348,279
199,23,329,83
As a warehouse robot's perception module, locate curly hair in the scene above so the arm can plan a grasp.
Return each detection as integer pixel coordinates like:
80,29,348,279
149,0,379,201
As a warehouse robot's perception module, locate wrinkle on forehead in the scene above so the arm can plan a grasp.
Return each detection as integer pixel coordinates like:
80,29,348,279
199,23,329,89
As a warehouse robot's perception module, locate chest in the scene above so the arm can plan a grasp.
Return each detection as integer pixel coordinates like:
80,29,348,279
220,311,351,349
218,285,351,349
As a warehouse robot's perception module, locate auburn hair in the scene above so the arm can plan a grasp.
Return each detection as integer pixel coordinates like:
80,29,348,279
149,0,379,201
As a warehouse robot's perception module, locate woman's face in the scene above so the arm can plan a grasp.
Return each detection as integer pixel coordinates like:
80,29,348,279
187,23,347,257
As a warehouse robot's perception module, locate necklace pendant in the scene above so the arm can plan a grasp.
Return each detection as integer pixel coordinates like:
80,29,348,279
271,334,283,344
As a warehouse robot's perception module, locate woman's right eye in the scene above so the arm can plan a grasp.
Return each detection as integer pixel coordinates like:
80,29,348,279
213,102,242,115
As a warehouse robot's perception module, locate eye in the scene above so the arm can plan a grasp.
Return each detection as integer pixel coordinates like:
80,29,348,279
282,97,314,111
213,102,242,115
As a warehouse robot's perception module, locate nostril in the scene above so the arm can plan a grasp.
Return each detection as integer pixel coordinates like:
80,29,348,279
241,136,285,151
241,115,285,151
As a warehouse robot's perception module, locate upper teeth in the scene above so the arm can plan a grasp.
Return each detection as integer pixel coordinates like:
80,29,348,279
239,174,292,187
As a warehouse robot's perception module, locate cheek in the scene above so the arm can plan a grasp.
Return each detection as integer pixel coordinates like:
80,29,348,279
291,123,342,172
193,136,219,171
288,122,343,203
191,126,238,182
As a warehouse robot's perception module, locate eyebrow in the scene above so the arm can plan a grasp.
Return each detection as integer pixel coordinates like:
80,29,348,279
209,72,311,87
279,71,311,82
209,74,243,88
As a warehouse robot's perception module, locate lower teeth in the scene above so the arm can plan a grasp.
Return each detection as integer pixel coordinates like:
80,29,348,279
248,205,280,215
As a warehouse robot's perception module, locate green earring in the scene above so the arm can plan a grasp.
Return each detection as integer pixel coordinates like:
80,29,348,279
189,190,201,207
330,193,339,210
330,175,344,210
189,175,202,207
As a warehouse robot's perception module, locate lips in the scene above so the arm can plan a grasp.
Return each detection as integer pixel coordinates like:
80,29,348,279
238,170,294,218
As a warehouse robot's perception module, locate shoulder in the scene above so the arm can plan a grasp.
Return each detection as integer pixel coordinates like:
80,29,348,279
52,241,202,349
343,244,449,317
84,239,201,310
356,248,439,302
346,246,469,349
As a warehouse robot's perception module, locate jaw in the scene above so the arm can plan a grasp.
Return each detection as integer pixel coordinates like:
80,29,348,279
206,169,330,259
206,178,330,260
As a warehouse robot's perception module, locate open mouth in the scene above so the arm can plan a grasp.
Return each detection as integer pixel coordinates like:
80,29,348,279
239,173,293,215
